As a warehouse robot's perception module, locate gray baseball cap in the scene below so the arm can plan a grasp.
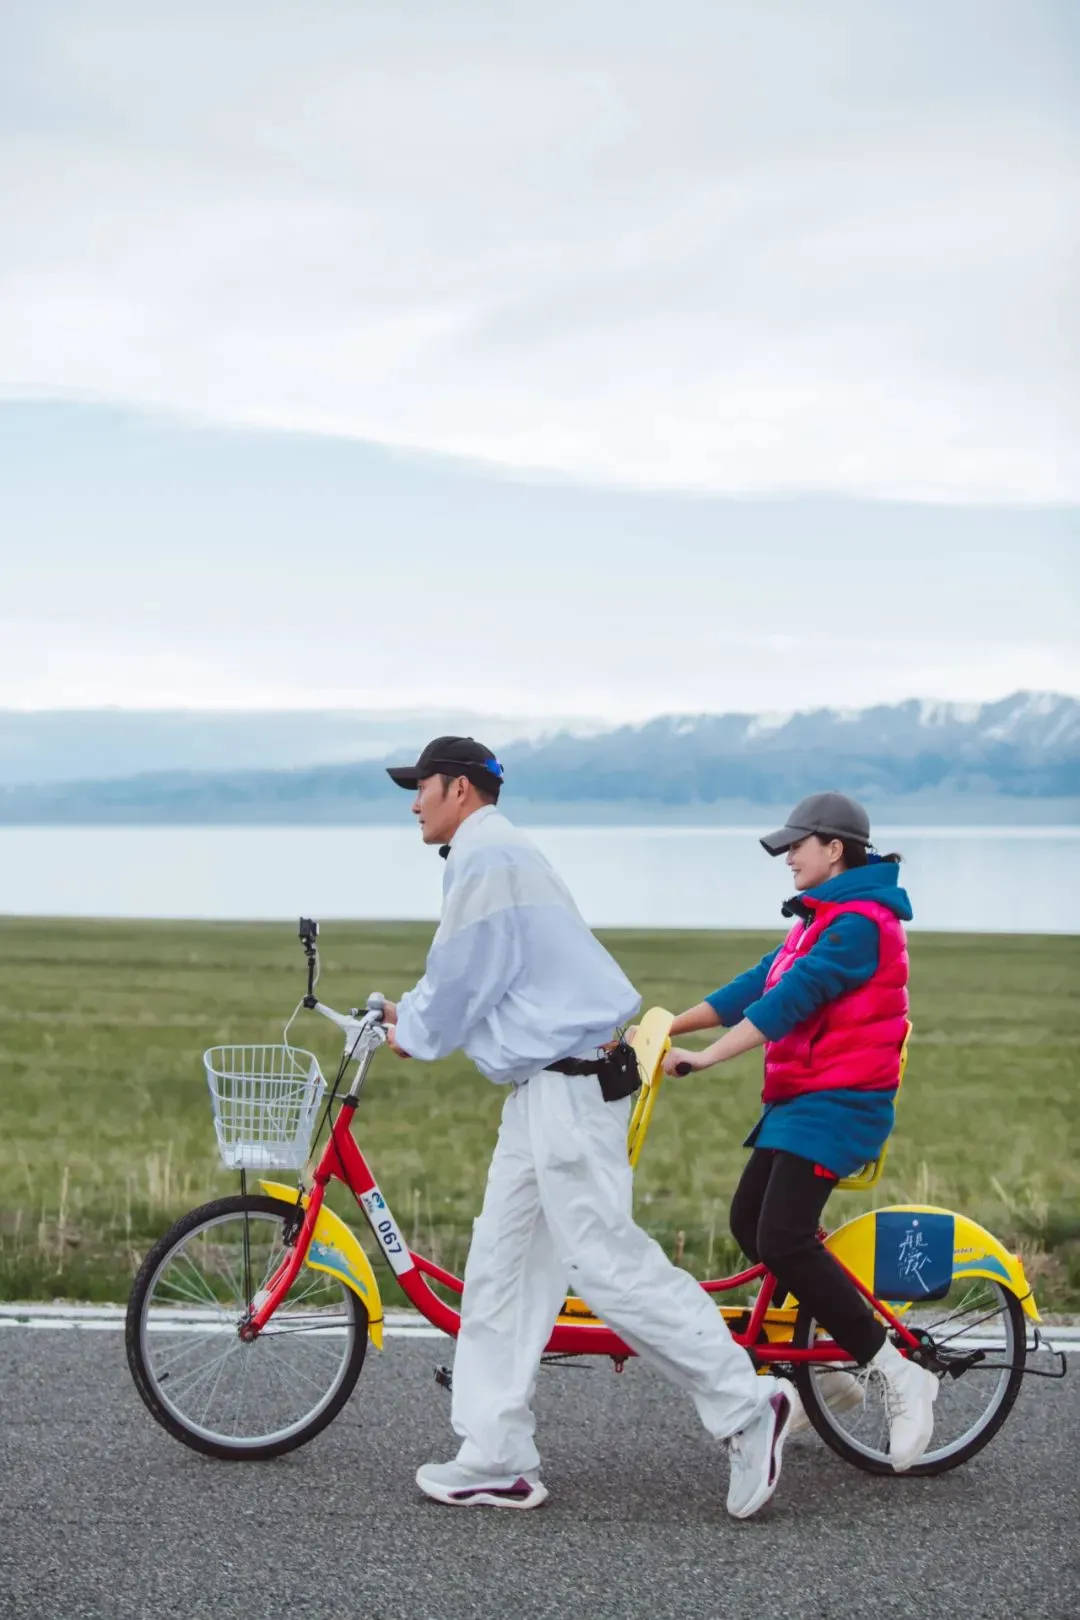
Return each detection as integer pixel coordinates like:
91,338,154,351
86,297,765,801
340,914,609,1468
760,792,871,856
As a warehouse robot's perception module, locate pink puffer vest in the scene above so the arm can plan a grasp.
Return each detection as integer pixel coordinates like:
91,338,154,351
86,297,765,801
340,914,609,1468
761,898,909,1104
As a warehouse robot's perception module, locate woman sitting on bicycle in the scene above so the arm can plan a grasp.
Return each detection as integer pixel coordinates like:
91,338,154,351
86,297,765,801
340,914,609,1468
662,791,938,1471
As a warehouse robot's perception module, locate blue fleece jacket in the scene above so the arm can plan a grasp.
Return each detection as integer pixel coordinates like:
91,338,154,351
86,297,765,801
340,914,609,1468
708,860,913,1177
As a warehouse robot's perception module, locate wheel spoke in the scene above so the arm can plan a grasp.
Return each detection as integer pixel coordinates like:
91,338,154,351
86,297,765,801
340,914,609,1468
216,1247,250,1310
177,1249,236,1310
155,1260,231,1313
252,1330,319,1408
163,1339,243,1400
197,1337,237,1426
258,1338,346,1395
919,1281,984,1331
280,1271,325,1308
931,1302,1009,1348
150,1331,233,1377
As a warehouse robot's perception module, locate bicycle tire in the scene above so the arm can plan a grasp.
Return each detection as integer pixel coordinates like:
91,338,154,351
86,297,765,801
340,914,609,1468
792,1280,1025,1476
126,1193,368,1461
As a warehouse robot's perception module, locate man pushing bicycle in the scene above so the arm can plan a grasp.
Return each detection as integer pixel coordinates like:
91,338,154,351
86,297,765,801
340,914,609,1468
380,735,796,1519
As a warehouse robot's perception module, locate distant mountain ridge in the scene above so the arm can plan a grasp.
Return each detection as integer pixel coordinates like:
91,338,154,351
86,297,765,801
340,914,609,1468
0,706,603,787
504,691,1079,803
1,692,1076,824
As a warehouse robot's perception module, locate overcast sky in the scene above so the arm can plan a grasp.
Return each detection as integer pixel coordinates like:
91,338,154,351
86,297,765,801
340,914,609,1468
2,2,1077,718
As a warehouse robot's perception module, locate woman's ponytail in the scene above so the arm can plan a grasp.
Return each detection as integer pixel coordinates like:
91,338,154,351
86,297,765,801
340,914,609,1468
833,837,903,867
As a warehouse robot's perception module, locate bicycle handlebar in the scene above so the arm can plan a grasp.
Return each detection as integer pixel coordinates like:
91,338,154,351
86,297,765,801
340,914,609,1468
308,1000,355,1031
674,1062,693,1076
308,995,388,1060
295,923,388,1079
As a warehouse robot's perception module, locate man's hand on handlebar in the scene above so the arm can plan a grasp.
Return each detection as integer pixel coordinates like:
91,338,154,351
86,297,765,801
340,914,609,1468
379,999,398,1024
385,1024,411,1059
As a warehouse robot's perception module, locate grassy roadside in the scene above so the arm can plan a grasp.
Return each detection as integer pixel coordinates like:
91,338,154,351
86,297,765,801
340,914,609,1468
1,917,1077,1307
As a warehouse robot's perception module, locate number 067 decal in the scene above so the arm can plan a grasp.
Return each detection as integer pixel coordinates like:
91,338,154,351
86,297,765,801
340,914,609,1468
359,1186,414,1277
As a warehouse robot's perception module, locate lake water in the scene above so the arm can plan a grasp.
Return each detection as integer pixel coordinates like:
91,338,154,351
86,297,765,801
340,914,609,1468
1,824,1076,933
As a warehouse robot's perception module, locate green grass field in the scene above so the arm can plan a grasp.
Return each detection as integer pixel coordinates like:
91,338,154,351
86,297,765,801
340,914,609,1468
2,917,1078,1308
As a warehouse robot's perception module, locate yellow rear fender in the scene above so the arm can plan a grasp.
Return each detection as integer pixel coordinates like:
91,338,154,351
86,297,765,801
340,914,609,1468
825,1204,1040,1323
259,1180,384,1348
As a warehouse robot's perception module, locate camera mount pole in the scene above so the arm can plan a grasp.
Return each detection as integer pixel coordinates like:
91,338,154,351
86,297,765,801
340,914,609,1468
299,917,319,1007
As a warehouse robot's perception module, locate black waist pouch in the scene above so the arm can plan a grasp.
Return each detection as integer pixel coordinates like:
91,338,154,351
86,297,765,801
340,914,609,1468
546,1040,642,1102
597,1039,643,1102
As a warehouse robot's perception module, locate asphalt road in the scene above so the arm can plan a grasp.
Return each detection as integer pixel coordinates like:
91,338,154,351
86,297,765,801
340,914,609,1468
2,1330,1077,1620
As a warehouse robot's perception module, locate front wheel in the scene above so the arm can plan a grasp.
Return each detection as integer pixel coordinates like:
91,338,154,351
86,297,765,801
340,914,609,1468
793,1277,1026,1476
126,1194,368,1460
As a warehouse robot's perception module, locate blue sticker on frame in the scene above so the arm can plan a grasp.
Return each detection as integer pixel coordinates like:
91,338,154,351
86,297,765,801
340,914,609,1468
873,1212,954,1302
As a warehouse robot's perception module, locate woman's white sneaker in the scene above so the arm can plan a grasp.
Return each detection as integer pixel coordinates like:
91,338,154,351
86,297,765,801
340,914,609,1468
870,1339,939,1471
415,1459,548,1509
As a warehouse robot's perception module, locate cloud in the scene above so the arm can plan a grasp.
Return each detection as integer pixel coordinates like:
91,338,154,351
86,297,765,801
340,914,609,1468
3,399,1077,715
2,1,1078,502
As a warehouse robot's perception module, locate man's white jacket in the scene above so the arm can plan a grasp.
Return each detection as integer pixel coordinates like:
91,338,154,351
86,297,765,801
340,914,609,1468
394,806,640,1085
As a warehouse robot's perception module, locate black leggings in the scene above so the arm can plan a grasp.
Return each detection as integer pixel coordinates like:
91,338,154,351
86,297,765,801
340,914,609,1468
730,1148,886,1366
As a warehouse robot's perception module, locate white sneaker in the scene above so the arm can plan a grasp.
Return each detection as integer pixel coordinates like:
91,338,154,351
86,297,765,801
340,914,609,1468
725,1381,796,1520
789,1368,865,1437
870,1339,939,1471
415,1459,548,1510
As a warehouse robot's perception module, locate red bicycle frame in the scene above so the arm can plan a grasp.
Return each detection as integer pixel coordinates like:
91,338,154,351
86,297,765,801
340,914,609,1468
247,1086,921,1364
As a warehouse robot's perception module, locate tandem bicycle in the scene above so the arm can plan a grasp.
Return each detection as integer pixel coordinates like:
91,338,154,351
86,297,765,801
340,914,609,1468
126,919,1064,1474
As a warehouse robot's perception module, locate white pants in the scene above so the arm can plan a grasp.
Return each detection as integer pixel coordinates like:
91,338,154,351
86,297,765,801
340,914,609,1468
451,1070,777,1476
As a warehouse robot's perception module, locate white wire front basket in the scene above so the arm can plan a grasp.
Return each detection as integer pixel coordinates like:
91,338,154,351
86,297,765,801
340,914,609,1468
203,1044,326,1171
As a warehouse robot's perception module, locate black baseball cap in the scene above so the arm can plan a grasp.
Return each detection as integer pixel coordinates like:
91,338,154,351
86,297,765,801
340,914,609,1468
760,791,871,855
386,735,505,793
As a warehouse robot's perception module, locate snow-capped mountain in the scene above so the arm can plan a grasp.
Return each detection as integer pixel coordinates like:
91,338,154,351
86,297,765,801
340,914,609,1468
498,691,1079,802
1,692,1076,822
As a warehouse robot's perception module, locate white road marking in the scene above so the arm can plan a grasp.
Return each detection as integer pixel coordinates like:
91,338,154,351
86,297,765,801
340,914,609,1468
0,1302,1075,1348
0,1304,447,1338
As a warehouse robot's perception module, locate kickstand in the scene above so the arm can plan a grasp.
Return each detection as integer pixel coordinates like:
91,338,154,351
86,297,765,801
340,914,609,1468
435,1355,596,1395
540,1354,594,1371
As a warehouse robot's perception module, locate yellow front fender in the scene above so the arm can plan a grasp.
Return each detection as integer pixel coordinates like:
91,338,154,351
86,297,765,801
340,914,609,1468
825,1204,1040,1322
259,1180,384,1348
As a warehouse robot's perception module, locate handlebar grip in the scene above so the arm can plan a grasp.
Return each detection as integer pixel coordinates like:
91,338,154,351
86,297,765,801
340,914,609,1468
675,1062,693,1077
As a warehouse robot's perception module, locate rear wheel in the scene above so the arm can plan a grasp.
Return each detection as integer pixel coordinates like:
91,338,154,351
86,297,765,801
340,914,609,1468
126,1194,368,1460
793,1277,1026,1475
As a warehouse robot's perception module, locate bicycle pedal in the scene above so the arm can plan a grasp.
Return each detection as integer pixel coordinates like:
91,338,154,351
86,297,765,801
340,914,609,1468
434,1364,453,1394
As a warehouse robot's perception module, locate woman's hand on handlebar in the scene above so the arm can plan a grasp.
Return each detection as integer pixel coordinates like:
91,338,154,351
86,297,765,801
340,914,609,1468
663,1018,766,1076
663,1045,706,1076
379,998,398,1024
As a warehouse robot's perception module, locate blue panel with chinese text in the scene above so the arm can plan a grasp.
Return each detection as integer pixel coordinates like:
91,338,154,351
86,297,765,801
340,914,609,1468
874,1212,954,1301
